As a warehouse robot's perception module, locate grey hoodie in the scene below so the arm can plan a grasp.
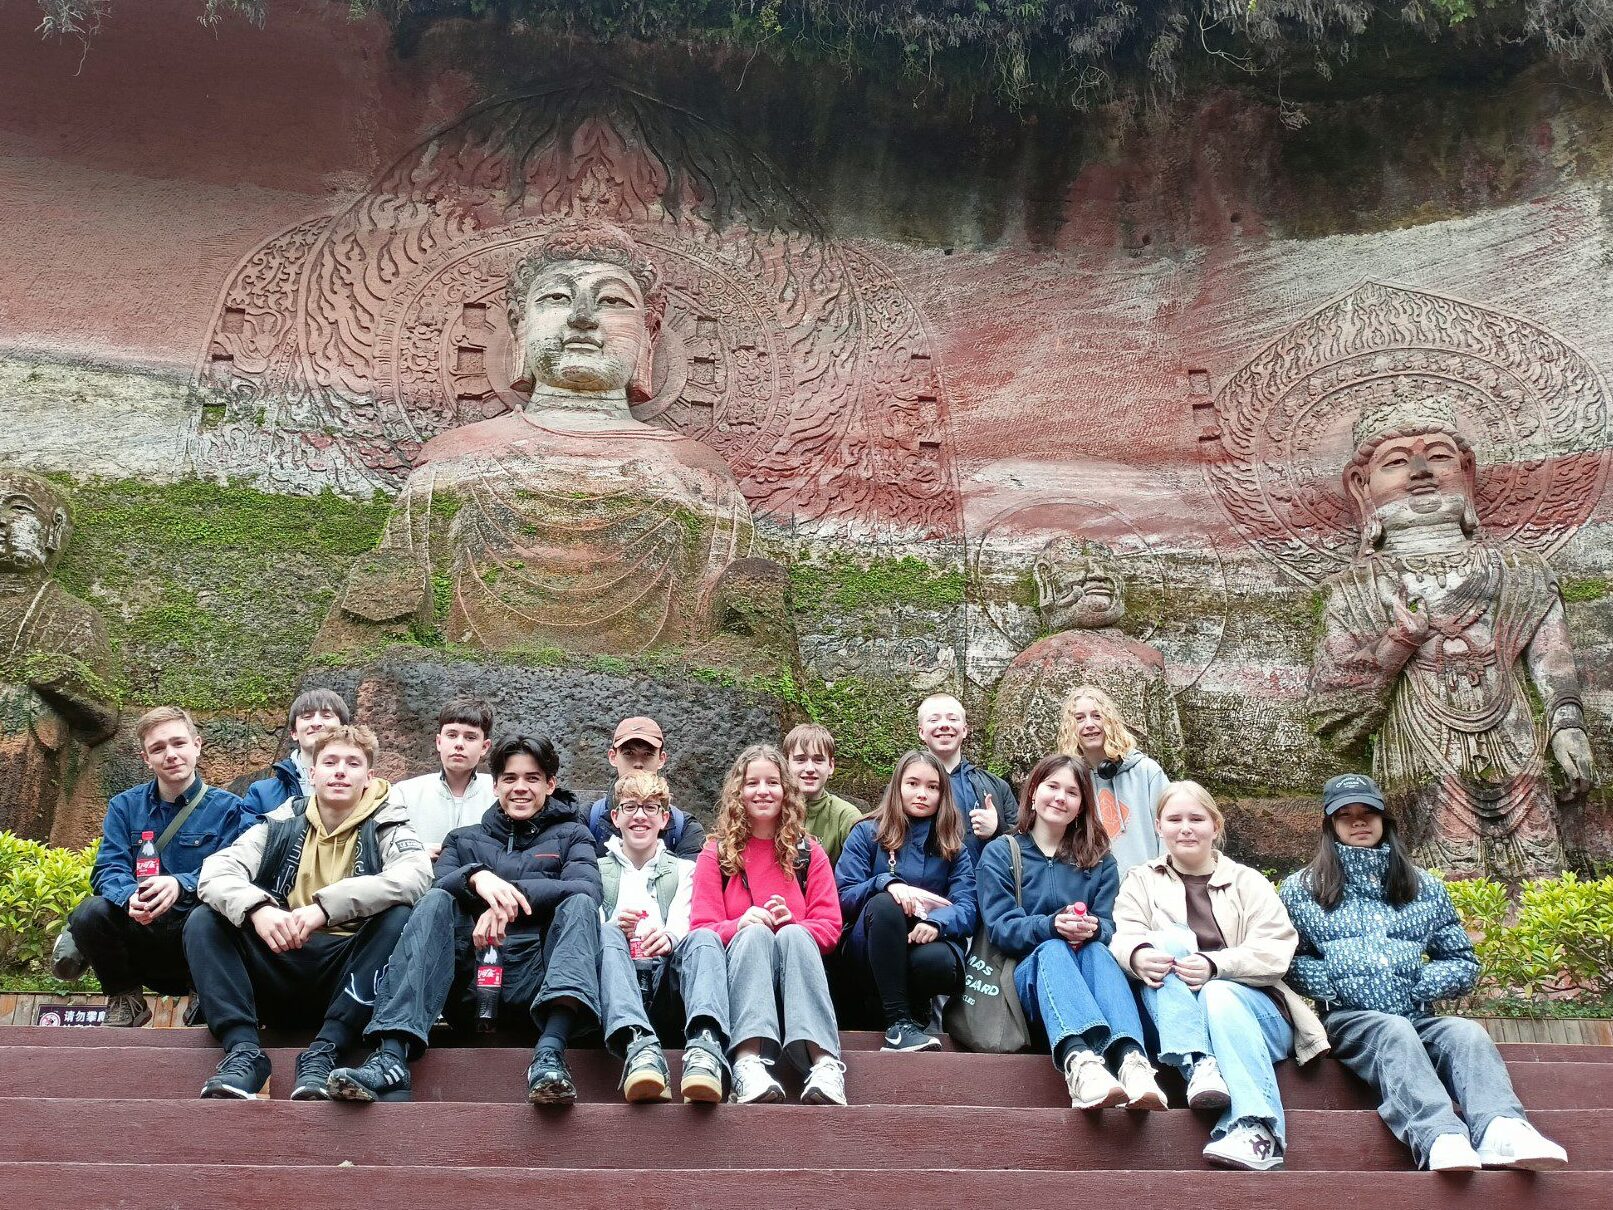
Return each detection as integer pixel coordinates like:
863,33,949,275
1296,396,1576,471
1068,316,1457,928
1091,751,1166,876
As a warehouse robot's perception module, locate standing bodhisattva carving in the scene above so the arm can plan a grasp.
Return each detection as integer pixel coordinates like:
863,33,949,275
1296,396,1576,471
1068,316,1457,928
1203,282,1611,878
1307,397,1595,878
0,469,119,842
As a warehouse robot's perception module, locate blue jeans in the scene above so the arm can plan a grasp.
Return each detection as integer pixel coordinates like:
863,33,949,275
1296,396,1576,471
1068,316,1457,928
1014,937,1144,1070
1141,926,1294,1142
1325,1009,1528,1166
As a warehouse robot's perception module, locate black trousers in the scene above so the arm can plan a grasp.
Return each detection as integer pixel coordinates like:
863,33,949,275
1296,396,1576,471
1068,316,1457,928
182,903,411,1051
366,888,601,1056
858,892,964,1026
67,895,192,996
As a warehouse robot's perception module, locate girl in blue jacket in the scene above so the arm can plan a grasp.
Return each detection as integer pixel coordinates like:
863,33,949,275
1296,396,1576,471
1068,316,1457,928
1279,773,1568,1173
835,750,977,1053
976,753,1166,1110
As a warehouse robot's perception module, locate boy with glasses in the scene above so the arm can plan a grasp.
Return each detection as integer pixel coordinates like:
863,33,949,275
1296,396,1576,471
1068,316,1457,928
597,770,730,1103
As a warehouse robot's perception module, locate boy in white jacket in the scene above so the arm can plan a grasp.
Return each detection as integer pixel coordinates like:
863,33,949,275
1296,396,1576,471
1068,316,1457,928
597,770,730,1103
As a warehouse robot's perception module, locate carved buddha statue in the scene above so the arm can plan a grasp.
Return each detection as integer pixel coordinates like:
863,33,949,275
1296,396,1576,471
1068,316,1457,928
0,469,119,841
988,537,1184,783
316,223,774,659
1307,395,1595,878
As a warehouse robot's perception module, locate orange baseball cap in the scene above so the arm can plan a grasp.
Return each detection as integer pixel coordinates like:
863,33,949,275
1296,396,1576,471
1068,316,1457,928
611,716,664,749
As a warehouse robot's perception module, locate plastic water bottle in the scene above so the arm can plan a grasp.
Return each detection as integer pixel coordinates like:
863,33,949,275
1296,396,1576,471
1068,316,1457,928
135,831,160,884
474,944,502,1031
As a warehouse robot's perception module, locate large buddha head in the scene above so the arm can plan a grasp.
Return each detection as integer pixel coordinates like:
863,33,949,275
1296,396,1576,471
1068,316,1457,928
0,468,68,575
1343,395,1479,553
1032,537,1125,631
506,223,667,406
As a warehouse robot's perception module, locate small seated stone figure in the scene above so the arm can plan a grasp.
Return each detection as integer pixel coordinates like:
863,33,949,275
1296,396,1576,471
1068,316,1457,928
0,468,119,841
989,538,1184,783
317,222,778,661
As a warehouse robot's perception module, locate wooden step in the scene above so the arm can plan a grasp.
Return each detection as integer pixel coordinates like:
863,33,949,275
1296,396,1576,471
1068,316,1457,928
0,1099,1604,1171
3,1045,1607,1111
0,1163,1601,1210
0,1024,1605,1064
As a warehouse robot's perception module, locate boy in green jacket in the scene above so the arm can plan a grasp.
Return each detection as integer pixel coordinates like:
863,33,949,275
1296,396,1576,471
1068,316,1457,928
786,723,861,865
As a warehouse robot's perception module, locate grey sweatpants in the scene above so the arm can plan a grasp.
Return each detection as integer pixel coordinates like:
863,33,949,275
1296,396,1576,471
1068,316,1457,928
597,923,731,1054
1326,1010,1528,1165
725,923,840,1071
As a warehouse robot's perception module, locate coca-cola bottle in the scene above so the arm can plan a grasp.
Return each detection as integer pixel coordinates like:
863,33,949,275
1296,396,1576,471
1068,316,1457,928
627,909,649,959
474,943,502,1032
134,831,160,884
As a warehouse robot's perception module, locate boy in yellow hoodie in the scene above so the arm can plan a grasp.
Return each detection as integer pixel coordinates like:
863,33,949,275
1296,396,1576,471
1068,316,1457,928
186,724,432,1100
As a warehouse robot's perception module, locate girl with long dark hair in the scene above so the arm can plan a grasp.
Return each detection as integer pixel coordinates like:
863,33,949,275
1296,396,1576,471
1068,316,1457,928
1279,773,1568,1172
975,753,1166,1109
835,749,978,1052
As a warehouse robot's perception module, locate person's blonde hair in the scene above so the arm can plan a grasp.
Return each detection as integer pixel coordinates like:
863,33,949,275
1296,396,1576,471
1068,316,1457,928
1155,779,1225,838
309,724,380,768
712,743,807,877
135,705,198,746
1055,685,1137,762
614,770,671,807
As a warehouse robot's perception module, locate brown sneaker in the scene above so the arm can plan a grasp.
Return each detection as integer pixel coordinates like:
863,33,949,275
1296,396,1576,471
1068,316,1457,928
103,992,152,1028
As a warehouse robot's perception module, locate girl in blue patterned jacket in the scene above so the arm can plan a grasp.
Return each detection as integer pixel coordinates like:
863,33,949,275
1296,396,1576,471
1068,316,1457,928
835,750,977,1053
1279,773,1568,1173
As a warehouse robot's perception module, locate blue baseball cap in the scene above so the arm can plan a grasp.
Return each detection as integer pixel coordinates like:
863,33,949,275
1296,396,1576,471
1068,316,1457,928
1321,773,1386,816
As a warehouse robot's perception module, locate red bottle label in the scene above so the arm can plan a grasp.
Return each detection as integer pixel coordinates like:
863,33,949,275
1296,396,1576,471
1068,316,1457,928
476,964,503,989
135,857,160,880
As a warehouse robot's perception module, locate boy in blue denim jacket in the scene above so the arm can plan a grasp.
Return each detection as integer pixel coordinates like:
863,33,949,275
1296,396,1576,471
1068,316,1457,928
63,706,250,1027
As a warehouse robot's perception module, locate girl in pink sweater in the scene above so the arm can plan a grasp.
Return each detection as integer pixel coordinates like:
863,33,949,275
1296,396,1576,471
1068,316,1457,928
689,743,846,1104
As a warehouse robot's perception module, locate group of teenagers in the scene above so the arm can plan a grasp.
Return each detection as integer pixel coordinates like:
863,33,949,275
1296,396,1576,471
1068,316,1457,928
56,684,1570,1175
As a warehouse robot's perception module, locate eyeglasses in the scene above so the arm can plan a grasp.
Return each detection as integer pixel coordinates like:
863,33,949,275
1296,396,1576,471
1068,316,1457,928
616,801,668,817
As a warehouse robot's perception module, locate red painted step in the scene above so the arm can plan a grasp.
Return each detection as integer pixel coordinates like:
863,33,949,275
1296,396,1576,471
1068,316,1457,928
0,1163,1599,1210
2,1045,1606,1111
0,1099,1604,1171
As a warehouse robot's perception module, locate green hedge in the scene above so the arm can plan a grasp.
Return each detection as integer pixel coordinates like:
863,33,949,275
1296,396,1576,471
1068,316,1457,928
0,832,98,992
1444,872,1613,1014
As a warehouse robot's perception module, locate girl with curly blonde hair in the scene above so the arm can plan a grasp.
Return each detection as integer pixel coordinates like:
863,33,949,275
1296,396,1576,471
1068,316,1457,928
1055,685,1165,876
689,743,845,1106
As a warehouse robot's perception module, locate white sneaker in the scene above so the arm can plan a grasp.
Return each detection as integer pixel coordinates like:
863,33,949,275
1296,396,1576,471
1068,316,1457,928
1118,1051,1167,1110
1185,1055,1231,1109
801,1056,848,1106
1064,1051,1127,1109
1427,1133,1482,1172
1475,1116,1569,1171
730,1054,784,1104
1203,1120,1284,1171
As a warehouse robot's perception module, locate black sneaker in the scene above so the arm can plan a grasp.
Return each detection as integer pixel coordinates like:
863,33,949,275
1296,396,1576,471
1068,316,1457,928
182,997,206,1029
882,1019,941,1052
328,1048,413,1104
200,1044,271,1099
621,1035,671,1104
290,1041,340,1101
526,1048,577,1105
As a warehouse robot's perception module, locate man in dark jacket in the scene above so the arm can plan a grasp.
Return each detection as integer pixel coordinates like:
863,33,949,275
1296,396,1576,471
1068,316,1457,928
584,715,707,860
326,732,603,1105
236,688,351,817
917,693,1016,862
62,706,251,1027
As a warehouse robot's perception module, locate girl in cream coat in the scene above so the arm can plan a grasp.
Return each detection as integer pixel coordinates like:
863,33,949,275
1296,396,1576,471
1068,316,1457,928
1111,780,1327,1172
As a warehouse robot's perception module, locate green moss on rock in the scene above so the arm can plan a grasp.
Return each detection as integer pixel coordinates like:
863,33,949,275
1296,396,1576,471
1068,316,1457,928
51,478,390,711
789,554,964,615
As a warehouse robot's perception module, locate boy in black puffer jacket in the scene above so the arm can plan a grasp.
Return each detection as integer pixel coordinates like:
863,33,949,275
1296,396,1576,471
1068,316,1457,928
326,732,603,1105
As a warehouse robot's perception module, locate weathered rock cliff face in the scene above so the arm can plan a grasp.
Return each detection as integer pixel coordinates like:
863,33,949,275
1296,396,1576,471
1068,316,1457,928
3,1,1612,872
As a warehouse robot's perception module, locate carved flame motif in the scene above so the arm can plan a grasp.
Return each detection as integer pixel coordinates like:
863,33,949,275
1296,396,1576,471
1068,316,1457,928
190,84,960,541
1200,281,1612,585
